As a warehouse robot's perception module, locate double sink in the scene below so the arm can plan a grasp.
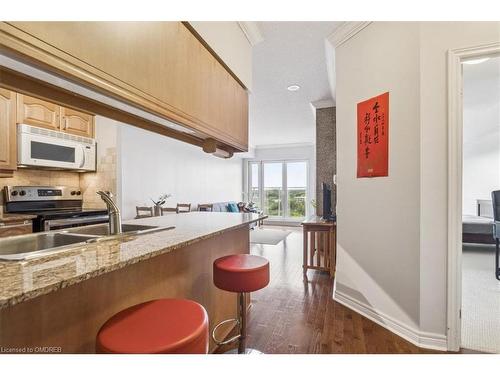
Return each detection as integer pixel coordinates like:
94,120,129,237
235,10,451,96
0,223,175,261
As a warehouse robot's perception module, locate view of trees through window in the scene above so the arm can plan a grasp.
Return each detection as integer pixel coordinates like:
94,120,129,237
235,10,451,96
264,162,283,216
249,161,307,219
288,188,306,217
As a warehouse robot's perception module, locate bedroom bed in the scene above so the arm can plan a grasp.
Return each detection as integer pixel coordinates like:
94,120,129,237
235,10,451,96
462,214,495,244
462,199,495,245
462,196,500,280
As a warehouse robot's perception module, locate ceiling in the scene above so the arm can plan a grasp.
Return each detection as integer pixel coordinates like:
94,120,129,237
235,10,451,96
248,22,340,148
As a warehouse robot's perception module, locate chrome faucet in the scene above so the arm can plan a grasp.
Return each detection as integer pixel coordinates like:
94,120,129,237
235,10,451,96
97,191,122,235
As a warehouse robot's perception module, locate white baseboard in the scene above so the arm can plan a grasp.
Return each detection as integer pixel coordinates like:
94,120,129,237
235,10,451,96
334,290,448,351
263,220,302,227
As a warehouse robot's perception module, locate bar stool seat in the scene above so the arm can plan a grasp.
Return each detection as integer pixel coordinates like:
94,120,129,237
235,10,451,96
96,299,208,354
214,254,270,293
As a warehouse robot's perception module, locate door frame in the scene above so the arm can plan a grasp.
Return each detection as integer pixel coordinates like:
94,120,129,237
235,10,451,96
446,42,500,351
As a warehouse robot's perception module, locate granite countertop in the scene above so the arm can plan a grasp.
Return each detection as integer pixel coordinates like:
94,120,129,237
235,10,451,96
0,213,37,224
0,212,262,309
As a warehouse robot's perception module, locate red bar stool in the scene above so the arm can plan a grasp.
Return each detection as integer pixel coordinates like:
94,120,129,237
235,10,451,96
96,299,209,354
212,254,270,354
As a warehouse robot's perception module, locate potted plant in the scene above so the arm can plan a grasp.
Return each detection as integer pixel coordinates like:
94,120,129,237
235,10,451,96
151,193,172,216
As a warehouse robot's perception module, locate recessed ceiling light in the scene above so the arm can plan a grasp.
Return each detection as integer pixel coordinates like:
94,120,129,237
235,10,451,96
463,57,490,65
287,85,300,91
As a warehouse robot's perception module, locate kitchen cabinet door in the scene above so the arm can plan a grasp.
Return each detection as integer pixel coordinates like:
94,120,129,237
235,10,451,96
0,88,17,172
61,107,95,138
17,94,61,131
4,22,249,151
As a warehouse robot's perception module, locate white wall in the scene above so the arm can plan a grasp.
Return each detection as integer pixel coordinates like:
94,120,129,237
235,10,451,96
243,144,316,220
189,21,253,90
462,57,500,216
334,21,500,348
335,22,421,332
419,22,500,338
118,124,243,220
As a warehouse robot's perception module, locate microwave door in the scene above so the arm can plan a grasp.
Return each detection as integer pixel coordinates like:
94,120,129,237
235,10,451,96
20,135,79,169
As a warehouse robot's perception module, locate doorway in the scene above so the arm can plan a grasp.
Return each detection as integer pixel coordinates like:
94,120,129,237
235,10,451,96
447,43,500,353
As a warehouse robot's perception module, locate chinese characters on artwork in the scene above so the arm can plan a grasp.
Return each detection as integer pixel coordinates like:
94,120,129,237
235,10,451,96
357,92,389,178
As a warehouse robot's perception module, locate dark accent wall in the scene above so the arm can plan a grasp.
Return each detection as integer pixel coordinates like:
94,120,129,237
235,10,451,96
316,107,336,216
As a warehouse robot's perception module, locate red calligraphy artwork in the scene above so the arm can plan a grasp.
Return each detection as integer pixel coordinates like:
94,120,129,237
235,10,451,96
357,92,389,178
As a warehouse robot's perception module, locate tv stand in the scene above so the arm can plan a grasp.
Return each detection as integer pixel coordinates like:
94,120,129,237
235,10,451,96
301,216,336,281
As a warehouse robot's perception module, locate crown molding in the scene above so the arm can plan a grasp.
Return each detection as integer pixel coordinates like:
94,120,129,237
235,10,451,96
238,22,264,46
327,21,372,48
233,146,256,159
254,142,314,150
324,22,371,103
310,99,335,110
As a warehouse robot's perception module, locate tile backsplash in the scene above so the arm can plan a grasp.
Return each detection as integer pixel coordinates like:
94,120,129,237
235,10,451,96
80,146,117,209
0,146,117,212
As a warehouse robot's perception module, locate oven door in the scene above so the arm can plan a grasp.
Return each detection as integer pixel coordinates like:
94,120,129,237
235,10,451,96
42,215,109,231
18,131,85,170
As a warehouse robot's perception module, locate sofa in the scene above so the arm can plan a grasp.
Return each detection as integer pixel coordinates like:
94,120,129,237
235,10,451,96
210,201,240,213
207,201,263,228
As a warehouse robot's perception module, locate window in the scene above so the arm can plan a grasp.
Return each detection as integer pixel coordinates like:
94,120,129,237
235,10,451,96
249,162,260,205
247,160,308,221
264,162,283,217
286,162,307,218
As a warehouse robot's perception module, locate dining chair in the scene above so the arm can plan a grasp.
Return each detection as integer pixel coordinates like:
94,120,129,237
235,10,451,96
176,203,191,213
161,207,177,215
135,206,153,219
197,204,213,212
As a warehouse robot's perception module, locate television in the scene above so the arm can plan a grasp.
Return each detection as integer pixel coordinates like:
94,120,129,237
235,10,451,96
322,182,335,221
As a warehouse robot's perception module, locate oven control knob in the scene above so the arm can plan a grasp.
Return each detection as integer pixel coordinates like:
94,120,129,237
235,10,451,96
76,191,82,196
19,190,26,196
71,191,76,195
11,190,18,196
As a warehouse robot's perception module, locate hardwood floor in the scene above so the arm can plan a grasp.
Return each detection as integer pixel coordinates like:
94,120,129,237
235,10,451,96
217,227,437,354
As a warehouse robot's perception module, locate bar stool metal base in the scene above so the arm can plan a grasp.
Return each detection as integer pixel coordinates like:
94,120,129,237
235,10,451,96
213,292,263,354
224,348,263,354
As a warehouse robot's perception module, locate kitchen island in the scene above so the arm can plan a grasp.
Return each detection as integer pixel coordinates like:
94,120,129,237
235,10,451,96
0,212,262,353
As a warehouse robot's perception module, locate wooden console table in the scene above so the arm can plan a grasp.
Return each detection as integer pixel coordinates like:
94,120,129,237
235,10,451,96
301,216,336,280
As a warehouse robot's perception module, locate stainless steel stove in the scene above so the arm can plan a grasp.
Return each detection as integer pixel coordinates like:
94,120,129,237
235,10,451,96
3,186,109,232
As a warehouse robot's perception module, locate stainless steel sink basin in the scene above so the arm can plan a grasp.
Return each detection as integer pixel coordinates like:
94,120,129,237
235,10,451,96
0,223,176,261
0,232,97,261
66,223,161,236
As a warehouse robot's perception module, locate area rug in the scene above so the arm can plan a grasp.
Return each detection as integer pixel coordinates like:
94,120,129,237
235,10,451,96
461,244,500,353
250,228,291,245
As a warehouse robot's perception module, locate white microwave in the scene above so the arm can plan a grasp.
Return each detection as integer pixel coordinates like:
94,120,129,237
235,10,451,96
17,124,96,171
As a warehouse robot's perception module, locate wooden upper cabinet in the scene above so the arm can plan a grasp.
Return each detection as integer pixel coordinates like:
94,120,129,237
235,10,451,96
5,22,249,151
61,108,94,138
16,94,60,131
0,88,17,172
15,93,95,138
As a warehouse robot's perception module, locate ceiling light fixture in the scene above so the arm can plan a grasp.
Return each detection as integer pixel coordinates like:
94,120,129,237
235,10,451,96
287,84,300,92
462,57,490,65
